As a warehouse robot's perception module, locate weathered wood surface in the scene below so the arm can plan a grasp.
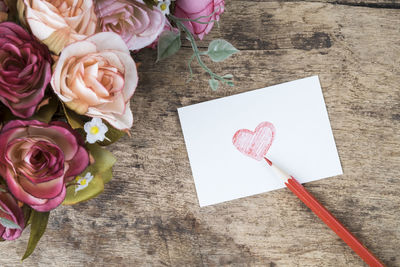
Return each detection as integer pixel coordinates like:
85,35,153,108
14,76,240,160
1,1,400,266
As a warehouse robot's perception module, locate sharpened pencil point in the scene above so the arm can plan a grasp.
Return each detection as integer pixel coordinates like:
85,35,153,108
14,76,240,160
264,157,272,166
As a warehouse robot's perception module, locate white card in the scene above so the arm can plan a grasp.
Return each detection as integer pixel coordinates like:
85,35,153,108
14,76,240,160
178,76,343,207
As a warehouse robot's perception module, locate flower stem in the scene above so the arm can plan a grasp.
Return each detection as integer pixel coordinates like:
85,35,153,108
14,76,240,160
169,16,233,87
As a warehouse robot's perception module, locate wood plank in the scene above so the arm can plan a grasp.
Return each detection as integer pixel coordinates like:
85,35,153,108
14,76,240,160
1,1,399,266
233,0,400,8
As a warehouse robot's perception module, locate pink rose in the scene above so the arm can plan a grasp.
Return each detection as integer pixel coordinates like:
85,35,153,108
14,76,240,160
51,32,138,130
95,0,165,50
0,188,25,240
0,22,52,118
0,120,89,212
18,0,98,54
174,0,224,40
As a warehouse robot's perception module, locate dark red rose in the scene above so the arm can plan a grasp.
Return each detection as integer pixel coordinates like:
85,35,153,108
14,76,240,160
0,188,25,240
0,22,52,118
0,120,89,212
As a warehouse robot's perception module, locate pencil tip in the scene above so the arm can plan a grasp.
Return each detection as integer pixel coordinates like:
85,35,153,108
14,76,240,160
264,157,272,166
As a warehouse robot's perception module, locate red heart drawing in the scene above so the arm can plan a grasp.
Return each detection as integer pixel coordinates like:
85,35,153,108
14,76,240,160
232,121,276,161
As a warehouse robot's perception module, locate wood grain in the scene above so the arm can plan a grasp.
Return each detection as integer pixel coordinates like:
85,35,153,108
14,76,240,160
1,1,399,266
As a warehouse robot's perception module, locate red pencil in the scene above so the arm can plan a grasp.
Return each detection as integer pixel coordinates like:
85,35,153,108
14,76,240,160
264,157,384,267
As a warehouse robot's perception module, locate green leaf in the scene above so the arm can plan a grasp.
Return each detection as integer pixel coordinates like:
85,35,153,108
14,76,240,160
0,217,21,230
63,144,116,205
207,39,239,62
87,144,116,173
157,30,181,62
61,103,85,129
31,96,59,123
0,104,17,123
98,123,125,146
22,205,32,227
208,79,219,91
21,210,49,261
100,168,113,184
4,0,18,22
143,0,157,8
63,171,104,205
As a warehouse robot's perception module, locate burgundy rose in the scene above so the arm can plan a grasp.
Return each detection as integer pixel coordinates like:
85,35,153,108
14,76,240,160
0,120,89,212
0,22,52,118
174,0,225,40
0,188,24,240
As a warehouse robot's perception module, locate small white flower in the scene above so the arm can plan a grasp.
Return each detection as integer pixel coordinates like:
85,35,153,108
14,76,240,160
84,117,108,144
75,172,94,193
157,0,170,15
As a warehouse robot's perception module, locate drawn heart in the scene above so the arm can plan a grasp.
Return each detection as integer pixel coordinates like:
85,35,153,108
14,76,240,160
232,121,275,161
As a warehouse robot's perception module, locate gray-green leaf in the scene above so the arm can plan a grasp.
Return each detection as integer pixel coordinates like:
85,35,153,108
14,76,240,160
207,39,239,62
0,217,21,230
22,210,49,260
157,30,181,62
222,74,233,79
209,79,219,91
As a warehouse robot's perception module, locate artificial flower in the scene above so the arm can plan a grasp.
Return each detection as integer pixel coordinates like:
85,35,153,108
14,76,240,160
95,0,165,50
84,117,108,144
51,32,138,130
75,172,94,193
0,22,52,118
0,120,89,212
174,0,225,40
0,188,25,240
157,0,171,15
17,0,98,54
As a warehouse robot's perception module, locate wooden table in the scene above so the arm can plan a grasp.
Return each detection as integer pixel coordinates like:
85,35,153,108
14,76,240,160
2,1,400,266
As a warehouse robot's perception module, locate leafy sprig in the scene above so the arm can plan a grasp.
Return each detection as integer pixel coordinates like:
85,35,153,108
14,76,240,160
157,14,239,90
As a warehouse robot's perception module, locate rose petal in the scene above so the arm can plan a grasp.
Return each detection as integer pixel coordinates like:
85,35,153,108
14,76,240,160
64,145,89,180
30,184,66,212
4,168,47,206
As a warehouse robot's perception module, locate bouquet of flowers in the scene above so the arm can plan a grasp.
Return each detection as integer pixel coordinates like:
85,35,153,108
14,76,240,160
0,0,237,259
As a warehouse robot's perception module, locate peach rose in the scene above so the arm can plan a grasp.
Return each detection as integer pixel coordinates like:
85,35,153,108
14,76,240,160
51,32,138,130
17,0,98,54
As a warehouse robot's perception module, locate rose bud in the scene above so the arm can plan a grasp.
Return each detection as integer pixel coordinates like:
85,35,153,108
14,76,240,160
174,0,225,40
51,32,138,130
0,120,89,212
0,188,25,240
0,22,52,118
95,0,165,51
